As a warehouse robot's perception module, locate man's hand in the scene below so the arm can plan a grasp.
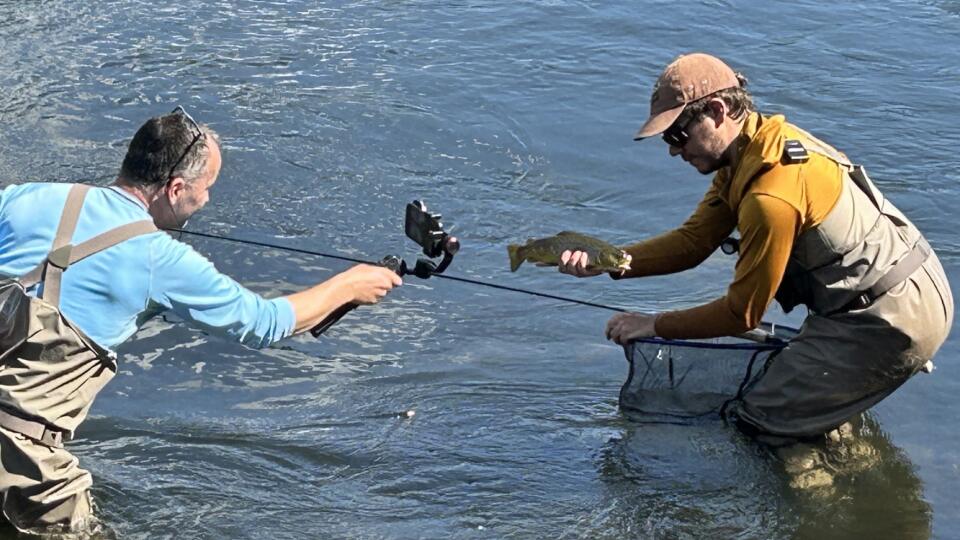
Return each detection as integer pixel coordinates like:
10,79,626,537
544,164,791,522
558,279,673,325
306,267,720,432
338,264,403,305
605,312,658,345
557,250,605,278
287,263,403,334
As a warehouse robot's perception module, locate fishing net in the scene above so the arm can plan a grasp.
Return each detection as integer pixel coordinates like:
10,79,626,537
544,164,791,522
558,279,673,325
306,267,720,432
619,322,798,420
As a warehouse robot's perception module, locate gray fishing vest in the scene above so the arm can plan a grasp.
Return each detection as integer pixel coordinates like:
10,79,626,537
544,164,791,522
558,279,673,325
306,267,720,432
773,130,930,316
0,184,156,446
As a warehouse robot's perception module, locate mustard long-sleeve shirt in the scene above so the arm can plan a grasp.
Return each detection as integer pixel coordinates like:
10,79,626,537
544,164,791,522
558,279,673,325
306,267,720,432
620,113,844,339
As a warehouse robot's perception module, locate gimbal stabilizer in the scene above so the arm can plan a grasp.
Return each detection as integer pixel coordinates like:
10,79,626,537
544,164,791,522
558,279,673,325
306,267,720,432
310,201,459,337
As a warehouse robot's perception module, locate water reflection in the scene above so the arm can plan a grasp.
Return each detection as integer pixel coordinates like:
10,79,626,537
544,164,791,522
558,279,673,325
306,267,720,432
788,414,931,540
595,411,930,539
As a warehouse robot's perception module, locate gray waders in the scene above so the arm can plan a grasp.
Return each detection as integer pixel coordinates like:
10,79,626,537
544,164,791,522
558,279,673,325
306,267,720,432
730,131,953,439
0,184,155,534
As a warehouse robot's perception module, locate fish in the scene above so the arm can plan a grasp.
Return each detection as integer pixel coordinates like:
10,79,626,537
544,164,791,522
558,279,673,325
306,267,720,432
507,231,632,272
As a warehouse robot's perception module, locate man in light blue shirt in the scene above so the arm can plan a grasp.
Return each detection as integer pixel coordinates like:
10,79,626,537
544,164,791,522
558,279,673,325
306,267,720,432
0,108,402,534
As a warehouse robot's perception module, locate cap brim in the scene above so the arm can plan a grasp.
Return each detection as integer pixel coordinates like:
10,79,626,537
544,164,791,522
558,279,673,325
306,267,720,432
633,105,684,141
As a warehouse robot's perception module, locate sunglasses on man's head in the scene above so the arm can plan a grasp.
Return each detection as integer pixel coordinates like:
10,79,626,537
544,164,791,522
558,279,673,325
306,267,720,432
167,106,206,180
661,110,697,148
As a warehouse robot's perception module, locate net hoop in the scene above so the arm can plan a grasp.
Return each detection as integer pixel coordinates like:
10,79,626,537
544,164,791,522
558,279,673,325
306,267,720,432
629,322,797,351
619,321,799,419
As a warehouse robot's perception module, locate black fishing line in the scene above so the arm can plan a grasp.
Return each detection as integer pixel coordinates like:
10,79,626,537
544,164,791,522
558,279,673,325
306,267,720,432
169,228,630,313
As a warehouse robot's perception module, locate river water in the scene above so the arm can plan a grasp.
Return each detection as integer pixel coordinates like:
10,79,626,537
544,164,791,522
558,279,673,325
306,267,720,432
0,1,958,538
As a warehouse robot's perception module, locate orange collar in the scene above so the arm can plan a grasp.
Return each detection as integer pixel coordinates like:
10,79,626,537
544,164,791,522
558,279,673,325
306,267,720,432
713,112,790,210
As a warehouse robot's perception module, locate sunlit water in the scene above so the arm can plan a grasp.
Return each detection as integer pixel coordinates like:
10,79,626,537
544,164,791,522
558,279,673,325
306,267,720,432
0,1,958,538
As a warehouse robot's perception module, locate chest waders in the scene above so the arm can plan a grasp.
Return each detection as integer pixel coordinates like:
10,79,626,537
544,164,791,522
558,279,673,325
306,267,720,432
728,127,953,439
0,184,155,534
773,126,931,317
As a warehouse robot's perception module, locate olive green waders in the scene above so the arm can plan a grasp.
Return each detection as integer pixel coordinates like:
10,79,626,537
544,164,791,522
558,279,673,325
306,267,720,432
0,184,155,534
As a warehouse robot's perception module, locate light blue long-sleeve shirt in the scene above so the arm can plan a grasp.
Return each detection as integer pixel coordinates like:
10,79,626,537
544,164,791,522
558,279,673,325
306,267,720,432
0,182,296,351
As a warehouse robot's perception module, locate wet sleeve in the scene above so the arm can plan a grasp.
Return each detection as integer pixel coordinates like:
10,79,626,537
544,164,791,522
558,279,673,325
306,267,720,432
616,184,737,279
147,235,296,349
654,193,800,339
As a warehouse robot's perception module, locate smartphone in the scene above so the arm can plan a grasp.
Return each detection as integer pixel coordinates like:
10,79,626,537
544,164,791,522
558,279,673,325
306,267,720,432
405,201,445,258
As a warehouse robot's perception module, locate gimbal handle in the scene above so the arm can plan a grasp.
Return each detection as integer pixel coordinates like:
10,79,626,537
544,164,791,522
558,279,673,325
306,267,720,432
310,255,405,337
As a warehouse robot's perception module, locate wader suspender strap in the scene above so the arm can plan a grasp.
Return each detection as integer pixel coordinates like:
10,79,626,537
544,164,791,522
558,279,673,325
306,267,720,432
19,184,158,307
3,185,156,447
838,166,931,312
788,128,931,313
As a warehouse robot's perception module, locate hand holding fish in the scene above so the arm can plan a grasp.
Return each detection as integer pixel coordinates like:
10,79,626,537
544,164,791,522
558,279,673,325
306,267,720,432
605,312,658,345
507,231,631,274
558,250,605,277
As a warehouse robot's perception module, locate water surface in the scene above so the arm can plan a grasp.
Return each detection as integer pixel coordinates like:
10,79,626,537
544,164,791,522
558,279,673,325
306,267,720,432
0,1,958,538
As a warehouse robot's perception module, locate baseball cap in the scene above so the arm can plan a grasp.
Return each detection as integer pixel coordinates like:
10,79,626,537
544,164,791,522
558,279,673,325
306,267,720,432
634,53,740,141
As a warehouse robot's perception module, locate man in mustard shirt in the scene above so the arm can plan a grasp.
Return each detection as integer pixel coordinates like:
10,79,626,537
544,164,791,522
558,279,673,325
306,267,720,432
560,53,953,444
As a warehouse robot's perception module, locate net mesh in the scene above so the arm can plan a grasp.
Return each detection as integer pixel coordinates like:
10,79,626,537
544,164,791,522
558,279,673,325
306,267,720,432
619,323,797,420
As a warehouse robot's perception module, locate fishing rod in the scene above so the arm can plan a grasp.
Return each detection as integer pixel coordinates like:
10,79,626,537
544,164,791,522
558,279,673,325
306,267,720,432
169,200,631,322
170,201,783,345
177,228,628,313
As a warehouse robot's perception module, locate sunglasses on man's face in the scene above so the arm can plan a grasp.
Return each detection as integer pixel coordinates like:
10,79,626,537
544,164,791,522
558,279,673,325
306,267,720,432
661,111,698,148
167,106,205,180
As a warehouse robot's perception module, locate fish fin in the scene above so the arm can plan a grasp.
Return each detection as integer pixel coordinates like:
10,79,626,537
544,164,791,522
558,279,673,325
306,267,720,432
507,244,525,272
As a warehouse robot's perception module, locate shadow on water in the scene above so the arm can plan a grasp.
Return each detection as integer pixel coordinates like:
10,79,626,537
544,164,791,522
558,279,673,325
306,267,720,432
590,410,931,540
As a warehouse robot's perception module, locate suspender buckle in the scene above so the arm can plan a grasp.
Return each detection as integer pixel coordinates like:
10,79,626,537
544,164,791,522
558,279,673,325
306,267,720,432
47,244,73,270
782,139,810,164
849,292,873,311
40,428,64,447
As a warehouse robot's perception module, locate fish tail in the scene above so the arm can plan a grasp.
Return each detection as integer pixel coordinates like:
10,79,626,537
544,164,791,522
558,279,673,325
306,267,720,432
507,244,525,272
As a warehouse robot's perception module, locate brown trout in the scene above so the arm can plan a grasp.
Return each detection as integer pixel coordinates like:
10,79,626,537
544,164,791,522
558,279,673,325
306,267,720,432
507,231,631,272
